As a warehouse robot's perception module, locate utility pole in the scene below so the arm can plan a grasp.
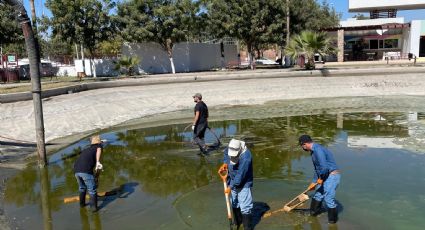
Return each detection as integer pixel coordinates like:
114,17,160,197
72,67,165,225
81,44,86,75
29,0,38,34
286,0,290,46
5,0,47,167
285,0,290,67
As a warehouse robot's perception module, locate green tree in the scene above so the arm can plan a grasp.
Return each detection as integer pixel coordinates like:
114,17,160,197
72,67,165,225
285,30,336,70
39,36,74,59
44,0,115,77
205,0,339,69
98,38,123,57
206,0,286,69
1,43,26,57
0,3,24,53
116,0,201,74
289,0,340,35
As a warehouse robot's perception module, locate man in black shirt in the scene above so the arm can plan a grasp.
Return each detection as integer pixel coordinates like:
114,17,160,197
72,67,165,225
74,135,103,212
192,93,209,154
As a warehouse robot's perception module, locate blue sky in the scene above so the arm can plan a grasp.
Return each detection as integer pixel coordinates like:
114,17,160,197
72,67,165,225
24,0,425,22
324,0,425,21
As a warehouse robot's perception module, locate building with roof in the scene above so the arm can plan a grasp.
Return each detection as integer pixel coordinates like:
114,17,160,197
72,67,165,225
328,0,425,62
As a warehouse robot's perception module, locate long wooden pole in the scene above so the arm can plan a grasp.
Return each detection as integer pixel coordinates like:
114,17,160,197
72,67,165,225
5,0,47,167
284,0,290,67
286,0,290,45
29,0,38,33
40,167,52,230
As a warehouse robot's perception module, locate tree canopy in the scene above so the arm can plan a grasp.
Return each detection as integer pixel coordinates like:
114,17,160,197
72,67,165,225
0,3,23,47
3,0,341,71
115,0,201,73
205,0,340,68
290,0,340,35
206,0,287,68
44,0,115,56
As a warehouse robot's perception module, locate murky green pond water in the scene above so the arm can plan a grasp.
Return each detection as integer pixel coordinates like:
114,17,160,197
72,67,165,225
4,97,425,230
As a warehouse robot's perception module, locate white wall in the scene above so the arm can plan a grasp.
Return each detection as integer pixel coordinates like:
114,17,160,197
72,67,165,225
56,66,77,77
410,20,422,57
349,0,425,12
75,59,120,76
122,43,172,74
122,42,238,74
67,42,239,76
402,27,411,55
340,18,404,27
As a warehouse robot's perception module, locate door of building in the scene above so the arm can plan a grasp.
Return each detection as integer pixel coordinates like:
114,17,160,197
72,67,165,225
420,36,425,57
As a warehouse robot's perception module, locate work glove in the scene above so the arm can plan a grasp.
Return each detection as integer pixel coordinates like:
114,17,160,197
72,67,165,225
307,183,316,191
95,162,103,171
191,125,195,131
224,187,231,194
317,178,323,185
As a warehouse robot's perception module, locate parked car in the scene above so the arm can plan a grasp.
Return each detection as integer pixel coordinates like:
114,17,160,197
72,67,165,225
255,57,279,65
18,64,30,80
18,62,56,80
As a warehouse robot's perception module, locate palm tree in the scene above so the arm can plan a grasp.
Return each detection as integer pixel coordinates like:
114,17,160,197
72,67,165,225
114,56,141,76
285,31,336,70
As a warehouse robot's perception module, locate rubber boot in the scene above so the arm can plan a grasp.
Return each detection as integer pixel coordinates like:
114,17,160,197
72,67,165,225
310,199,322,216
79,191,86,208
328,207,338,224
242,213,253,230
89,194,98,212
232,208,243,229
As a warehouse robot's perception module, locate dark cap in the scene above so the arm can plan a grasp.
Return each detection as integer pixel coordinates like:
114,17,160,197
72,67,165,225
298,135,313,145
192,93,202,99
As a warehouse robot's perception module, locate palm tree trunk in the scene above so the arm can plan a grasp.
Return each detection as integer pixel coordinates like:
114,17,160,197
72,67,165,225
307,57,315,70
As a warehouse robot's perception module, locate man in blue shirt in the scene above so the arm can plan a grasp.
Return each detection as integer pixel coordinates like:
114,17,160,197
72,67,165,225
222,139,254,230
299,135,341,224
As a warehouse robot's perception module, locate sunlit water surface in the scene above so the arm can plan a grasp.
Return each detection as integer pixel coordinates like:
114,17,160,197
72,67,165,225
4,97,425,230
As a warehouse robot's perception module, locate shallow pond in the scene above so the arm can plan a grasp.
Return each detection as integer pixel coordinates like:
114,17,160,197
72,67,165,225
4,97,425,230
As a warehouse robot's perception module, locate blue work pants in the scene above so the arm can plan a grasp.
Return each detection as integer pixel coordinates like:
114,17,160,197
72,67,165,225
231,187,253,215
75,172,97,195
313,173,340,209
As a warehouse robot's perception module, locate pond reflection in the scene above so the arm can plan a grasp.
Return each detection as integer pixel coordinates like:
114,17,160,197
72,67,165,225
4,110,425,229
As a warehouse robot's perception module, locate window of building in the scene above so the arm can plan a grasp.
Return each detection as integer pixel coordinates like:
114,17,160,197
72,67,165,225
369,40,379,49
384,39,398,49
379,40,384,49
345,41,356,50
